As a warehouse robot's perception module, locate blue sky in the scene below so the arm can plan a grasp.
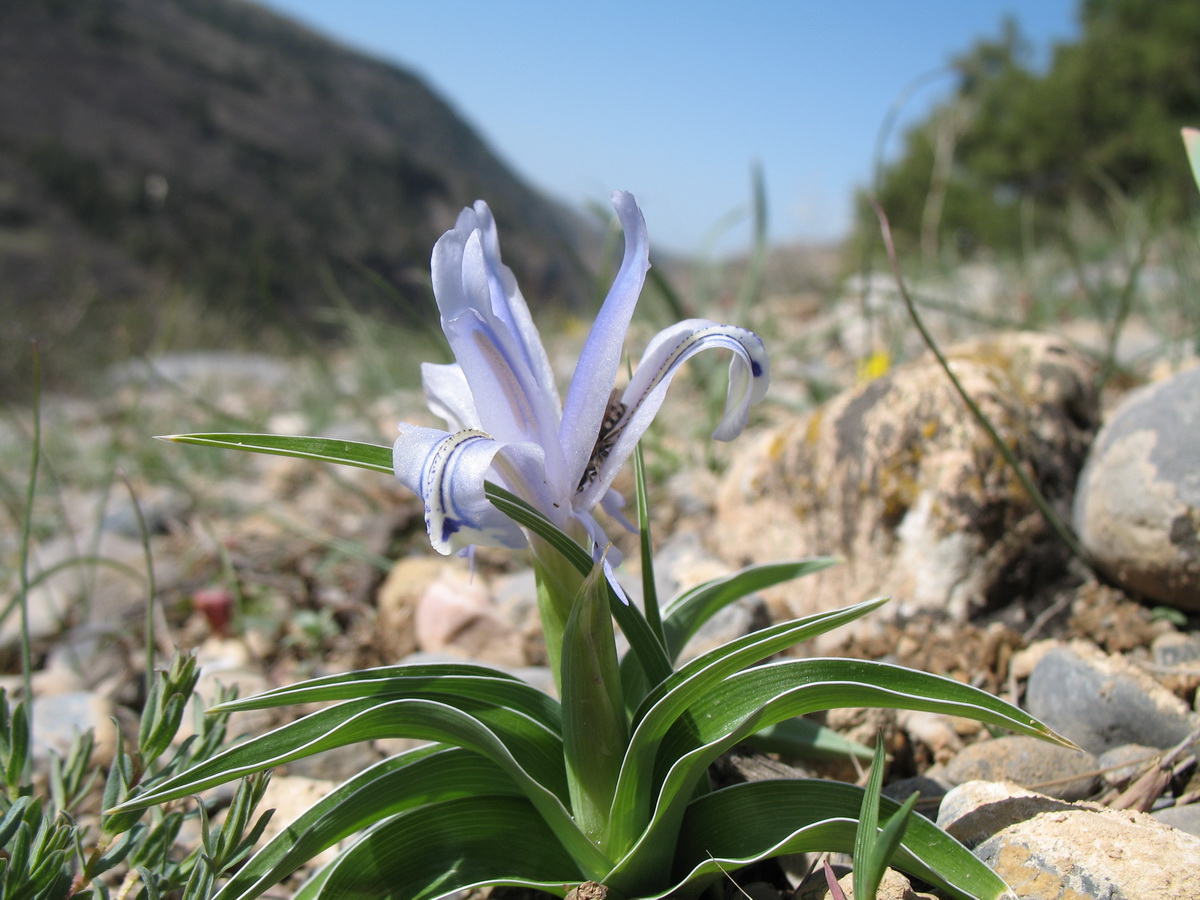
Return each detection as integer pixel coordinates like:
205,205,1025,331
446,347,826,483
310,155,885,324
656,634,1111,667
259,1,1079,254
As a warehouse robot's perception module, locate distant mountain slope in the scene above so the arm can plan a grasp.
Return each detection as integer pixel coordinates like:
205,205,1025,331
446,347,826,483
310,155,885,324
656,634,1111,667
0,0,594,394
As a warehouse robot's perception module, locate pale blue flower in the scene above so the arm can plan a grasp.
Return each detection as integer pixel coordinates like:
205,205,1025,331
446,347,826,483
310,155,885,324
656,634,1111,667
394,191,769,556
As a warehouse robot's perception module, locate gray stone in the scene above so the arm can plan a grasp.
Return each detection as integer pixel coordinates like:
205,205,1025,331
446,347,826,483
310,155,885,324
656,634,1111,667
1153,802,1200,839
1025,641,1196,754
715,333,1098,635
100,486,190,538
1152,631,1200,670
1074,366,1200,610
30,690,119,768
1097,744,1162,789
945,735,1098,801
883,774,951,811
4,530,185,651
938,780,1200,900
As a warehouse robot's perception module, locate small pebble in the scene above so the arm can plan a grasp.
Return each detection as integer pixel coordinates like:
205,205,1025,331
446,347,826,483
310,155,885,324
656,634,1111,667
1096,743,1161,789
945,735,1098,801
1153,632,1200,670
1024,641,1196,754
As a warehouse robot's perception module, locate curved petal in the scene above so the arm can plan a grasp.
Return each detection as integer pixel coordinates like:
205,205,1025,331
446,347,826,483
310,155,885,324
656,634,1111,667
559,191,651,489
393,424,527,554
469,202,562,413
599,487,636,535
422,362,480,431
575,320,769,510
488,440,565,530
435,229,567,488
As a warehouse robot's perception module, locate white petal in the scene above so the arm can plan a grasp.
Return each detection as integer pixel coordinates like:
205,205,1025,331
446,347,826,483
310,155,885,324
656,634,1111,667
469,202,562,413
393,424,526,555
434,228,567,491
421,363,479,431
559,191,651,488
575,319,769,509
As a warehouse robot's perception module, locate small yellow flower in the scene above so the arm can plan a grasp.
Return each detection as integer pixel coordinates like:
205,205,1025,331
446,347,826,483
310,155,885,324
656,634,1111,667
856,349,892,383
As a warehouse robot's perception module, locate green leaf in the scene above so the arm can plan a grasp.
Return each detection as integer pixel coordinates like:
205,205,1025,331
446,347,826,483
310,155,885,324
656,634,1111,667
213,746,522,900
90,826,140,878
744,717,873,762
663,780,1009,900
5,700,30,788
673,658,1068,759
632,442,664,644
484,481,673,687
317,795,575,900
607,598,887,855
111,696,610,879
1184,127,1200,193
156,433,394,475
0,797,34,849
561,557,628,848
611,654,1064,891
661,558,841,659
853,734,887,900
212,771,274,872
210,663,561,732
871,791,921,899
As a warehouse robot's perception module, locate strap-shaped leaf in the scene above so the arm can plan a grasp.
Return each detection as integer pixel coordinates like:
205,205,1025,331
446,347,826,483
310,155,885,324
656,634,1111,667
484,482,673,687
609,657,1066,890
156,434,394,474
111,696,610,878
606,598,887,852
316,795,575,900
852,734,888,900
667,658,1067,762
214,746,521,900
662,780,1009,900
744,716,872,762
211,664,561,732
660,558,840,659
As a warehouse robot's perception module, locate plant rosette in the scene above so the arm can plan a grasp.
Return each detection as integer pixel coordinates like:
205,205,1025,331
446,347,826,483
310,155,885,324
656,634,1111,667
126,192,1071,900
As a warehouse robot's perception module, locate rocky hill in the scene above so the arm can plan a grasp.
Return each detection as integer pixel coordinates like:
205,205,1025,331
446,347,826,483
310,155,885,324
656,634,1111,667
0,0,594,396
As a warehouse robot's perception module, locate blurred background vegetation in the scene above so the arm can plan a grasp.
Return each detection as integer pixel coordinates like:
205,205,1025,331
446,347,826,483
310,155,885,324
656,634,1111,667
860,0,1200,262
2,0,1200,403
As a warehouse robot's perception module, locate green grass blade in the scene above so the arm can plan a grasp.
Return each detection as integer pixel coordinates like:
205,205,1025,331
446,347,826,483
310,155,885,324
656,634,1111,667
15,345,42,733
317,795,576,900
663,780,1008,900
156,433,394,474
869,790,921,899
633,442,664,644
853,734,886,900
213,746,521,900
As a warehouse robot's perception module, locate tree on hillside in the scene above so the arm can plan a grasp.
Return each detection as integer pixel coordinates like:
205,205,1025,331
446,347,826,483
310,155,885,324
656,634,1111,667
864,0,1200,260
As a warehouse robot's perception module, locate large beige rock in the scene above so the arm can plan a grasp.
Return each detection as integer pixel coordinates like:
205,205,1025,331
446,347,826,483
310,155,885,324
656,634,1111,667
715,333,1098,631
938,781,1200,900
